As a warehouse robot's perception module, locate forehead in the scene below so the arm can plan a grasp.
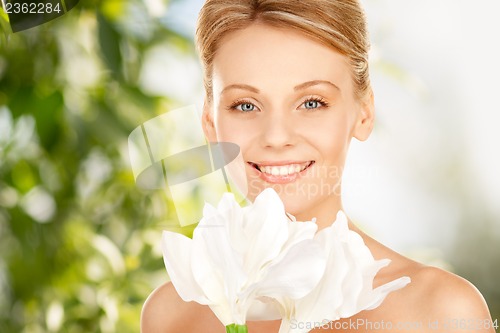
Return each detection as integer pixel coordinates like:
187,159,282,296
212,23,354,94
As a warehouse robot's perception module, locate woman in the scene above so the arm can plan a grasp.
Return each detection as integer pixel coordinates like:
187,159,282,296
141,0,494,332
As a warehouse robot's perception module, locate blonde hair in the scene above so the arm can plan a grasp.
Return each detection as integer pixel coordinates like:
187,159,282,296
196,0,371,102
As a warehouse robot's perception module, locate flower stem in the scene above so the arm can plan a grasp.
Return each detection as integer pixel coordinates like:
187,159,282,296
225,324,248,333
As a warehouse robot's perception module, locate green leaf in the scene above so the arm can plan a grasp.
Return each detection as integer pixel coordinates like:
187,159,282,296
0,6,12,40
97,13,123,80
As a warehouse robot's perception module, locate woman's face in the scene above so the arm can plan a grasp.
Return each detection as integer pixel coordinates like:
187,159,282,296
203,23,374,224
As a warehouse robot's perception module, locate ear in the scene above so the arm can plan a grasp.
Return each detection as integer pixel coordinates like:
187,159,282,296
353,89,375,141
202,100,217,142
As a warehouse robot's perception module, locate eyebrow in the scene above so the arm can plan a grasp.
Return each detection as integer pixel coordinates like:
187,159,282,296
220,84,260,95
294,80,340,92
220,80,340,96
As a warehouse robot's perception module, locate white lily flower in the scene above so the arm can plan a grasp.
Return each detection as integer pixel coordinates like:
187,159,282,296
277,211,411,333
162,188,326,327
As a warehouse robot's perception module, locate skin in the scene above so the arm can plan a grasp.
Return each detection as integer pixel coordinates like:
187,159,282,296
141,23,495,333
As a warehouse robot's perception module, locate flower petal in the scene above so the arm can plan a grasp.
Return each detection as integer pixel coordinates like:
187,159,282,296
192,214,246,305
209,303,236,326
273,221,318,265
286,221,318,247
287,211,411,330
202,201,219,219
217,193,248,256
161,231,209,304
362,274,411,311
257,239,326,300
242,188,290,277
246,298,282,321
291,226,349,324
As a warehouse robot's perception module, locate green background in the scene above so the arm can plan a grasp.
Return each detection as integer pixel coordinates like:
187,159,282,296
1,1,197,332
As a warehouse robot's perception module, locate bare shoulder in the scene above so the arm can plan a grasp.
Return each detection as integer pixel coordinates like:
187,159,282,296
412,266,493,324
140,282,183,333
382,255,495,332
364,238,495,333
141,282,223,333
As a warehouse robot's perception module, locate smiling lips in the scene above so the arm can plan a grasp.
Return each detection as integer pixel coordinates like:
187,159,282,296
248,161,315,184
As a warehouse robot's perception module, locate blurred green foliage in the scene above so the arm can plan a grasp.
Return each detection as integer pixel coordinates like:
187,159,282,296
0,0,196,332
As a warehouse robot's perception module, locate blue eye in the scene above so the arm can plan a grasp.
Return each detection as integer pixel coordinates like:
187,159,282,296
301,97,329,110
304,100,319,109
236,103,256,112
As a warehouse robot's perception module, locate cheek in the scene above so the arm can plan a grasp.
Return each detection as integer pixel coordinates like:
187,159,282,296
298,123,352,191
215,117,238,142
301,115,352,159
318,127,350,158
214,113,257,147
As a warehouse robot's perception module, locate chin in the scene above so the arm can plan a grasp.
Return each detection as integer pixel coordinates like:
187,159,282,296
279,192,319,220
244,170,342,219
246,182,311,218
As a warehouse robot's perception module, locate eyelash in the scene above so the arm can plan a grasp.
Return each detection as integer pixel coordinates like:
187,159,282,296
227,96,329,112
227,99,256,112
302,96,329,110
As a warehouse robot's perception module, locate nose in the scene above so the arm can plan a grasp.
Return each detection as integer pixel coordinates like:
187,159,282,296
259,110,296,149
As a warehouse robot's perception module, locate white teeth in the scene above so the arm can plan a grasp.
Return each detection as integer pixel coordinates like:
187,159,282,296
257,162,311,176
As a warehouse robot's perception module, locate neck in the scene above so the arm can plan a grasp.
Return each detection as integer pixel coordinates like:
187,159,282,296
292,194,344,230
